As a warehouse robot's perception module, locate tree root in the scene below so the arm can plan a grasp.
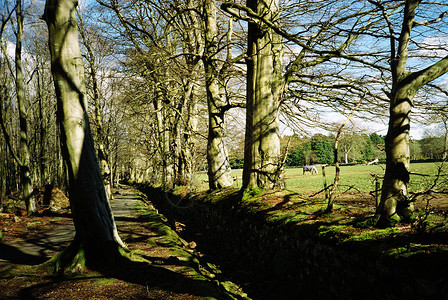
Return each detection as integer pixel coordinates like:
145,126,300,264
48,236,126,276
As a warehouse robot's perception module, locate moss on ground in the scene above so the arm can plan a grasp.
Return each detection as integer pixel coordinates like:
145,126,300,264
177,185,448,252
134,182,448,299
133,199,248,299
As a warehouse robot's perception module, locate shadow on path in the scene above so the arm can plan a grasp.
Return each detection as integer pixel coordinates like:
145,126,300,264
0,186,247,299
0,188,139,267
0,243,47,265
0,218,75,267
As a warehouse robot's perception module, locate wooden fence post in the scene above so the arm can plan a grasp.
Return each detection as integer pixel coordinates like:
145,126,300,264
322,166,329,200
375,175,381,208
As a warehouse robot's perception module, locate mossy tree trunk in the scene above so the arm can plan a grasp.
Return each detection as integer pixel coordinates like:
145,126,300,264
203,0,233,190
43,0,126,271
376,0,448,226
243,0,283,190
16,0,37,215
78,12,112,200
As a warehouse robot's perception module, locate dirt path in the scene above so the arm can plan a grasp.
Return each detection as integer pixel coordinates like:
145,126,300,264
0,187,157,266
0,186,247,299
0,212,74,267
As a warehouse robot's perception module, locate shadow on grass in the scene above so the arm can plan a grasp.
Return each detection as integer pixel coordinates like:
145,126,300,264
0,225,74,266
135,184,448,300
13,255,234,299
0,186,246,300
104,257,238,300
1,241,241,300
1,247,240,299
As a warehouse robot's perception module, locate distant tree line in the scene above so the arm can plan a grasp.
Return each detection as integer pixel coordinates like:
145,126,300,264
229,131,448,168
410,134,448,161
284,133,386,166
284,132,448,166
229,132,386,168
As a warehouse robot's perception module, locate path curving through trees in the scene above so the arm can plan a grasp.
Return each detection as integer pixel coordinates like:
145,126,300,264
0,186,176,267
0,185,248,299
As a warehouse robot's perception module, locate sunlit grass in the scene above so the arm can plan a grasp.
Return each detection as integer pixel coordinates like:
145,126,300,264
284,164,384,194
192,162,447,196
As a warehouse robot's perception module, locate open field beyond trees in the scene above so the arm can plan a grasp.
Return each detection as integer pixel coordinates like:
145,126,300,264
196,162,448,198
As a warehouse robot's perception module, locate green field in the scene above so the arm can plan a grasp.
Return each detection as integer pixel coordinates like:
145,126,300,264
193,162,447,196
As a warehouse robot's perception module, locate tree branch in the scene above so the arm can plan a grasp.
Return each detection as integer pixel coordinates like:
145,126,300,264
413,9,448,27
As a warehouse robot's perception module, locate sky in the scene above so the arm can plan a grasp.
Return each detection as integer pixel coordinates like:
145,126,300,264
278,108,441,140
3,0,446,141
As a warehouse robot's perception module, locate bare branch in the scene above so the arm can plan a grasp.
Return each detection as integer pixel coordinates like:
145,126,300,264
413,9,448,27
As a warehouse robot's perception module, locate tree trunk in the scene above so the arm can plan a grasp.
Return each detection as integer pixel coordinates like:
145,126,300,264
154,95,173,187
377,86,415,225
376,0,448,226
326,97,362,212
16,0,37,215
204,0,233,190
175,81,197,187
182,88,198,186
175,3,202,187
43,0,125,271
243,0,283,190
78,13,112,200
443,117,448,161
37,67,49,187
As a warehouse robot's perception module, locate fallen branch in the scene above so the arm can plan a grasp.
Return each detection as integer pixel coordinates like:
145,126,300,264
309,184,334,198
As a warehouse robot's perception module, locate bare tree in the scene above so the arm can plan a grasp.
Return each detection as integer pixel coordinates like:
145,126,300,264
372,0,448,226
77,10,112,199
0,1,37,215
97,0,205,188
221,0,384,189
203,0,239,189
326,96,363,212
239,0,284,190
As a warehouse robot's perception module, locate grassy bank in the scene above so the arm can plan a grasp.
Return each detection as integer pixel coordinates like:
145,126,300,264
135,182,448,299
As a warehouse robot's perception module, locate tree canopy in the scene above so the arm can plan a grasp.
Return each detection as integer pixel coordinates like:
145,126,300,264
1,0,448,243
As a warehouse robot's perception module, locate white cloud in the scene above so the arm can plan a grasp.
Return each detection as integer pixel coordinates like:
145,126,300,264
1,40,15,60
8,42,16,59
417,35,448,58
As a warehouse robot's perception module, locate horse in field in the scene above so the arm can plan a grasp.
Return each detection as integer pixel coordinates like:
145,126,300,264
303,165,318,175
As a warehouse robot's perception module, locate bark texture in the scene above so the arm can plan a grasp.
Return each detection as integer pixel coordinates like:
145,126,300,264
203,0,233,190
43,0,125,270
378,86,415,225
78,13,112,200
243,0,283,190
376,0,448,226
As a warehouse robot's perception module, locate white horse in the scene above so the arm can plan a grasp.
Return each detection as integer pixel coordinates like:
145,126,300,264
303,165,318,175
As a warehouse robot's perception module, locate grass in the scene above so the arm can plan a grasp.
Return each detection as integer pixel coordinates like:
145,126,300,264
134,180,448,298
192,162,448,196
